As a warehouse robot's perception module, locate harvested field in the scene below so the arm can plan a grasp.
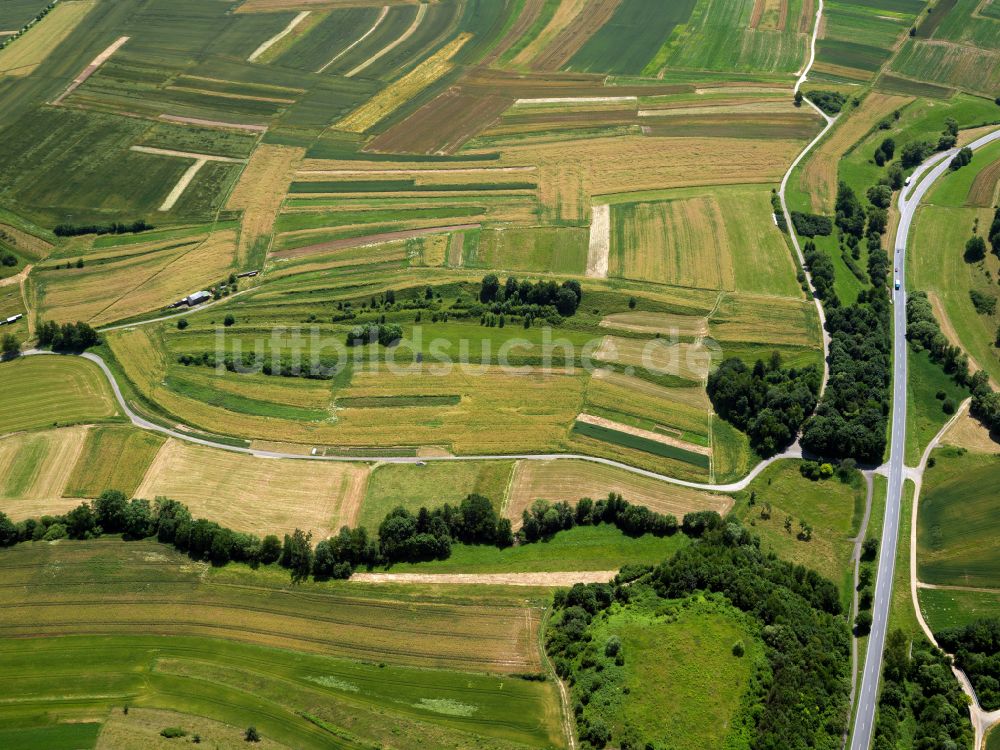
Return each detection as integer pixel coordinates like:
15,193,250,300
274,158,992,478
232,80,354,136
39,229,239,326
594,335,716,381
271,223,479,259
800,92,913,212
610,195,735,290
0,426,88,516
943,411,999,453
227,144,304,265
709,293,820,347
353,571,616,586
63,425,166,498
0,223,52,260
0,356,118,434
505,458,731,523
967,156,1000,207
586,204,610,278
497,135,802,222
0,0,95,78
586,368,712,439
531,0,622,71
338,34,470,132
600,311,709,337
134,439,369,539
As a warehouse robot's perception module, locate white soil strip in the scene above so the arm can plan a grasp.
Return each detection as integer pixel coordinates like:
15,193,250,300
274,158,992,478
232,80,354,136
157,159,207,212
585,204,610,278
296,166,535,176
514,96,637,106
130,145,245,163
346,2,426,77
129,147,246,212
350,571,617,587
51,35,129,106
157,114,267,133
576,413,712,456
247,10,310,63
317,5,389,73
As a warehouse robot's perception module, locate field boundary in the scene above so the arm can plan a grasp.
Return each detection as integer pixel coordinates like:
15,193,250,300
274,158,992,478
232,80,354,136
247,10,310,63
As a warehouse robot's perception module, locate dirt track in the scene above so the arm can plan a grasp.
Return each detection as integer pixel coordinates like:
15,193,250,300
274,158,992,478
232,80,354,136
272,223,480,259
350,571,617,587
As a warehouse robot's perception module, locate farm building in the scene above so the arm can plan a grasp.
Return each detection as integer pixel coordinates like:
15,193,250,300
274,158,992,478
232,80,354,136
185,291,210,307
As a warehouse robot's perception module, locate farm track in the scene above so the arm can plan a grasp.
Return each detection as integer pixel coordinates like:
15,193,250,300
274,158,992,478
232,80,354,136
346,2,427,78
351,572,617,587
317,5,388,74
51,35,128,106
247,10,310,63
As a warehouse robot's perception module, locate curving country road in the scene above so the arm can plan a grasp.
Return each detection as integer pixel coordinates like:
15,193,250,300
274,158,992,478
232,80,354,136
19,348,795,493
849,128,1000,750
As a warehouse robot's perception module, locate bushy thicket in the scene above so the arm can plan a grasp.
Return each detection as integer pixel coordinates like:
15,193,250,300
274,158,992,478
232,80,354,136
479,274,581,317
519,494,723,543
345,322,403,347
806,90,847,115
707,353,821,457
872,630,974,749
835,182,866,239
791,212,833,237
546,523,850,749
35,320,100,352
53,220,153,237
802,290,892,464
936,618,1000,711
990,207,1000,256
907,292,969,377
177,350,343,380
803,240,838,304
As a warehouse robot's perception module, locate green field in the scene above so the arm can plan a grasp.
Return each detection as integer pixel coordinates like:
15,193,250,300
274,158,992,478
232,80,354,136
919,587,1000,632
62,425,165,498
391,523,690,574
905,347,969,466
579,591,764,749
918,448,1000,588
0,538,564,748
732,459,865,605
359,460,513,530
0,355,120,433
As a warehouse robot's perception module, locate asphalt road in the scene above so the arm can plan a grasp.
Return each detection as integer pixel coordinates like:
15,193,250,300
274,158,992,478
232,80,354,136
849,128,1000,750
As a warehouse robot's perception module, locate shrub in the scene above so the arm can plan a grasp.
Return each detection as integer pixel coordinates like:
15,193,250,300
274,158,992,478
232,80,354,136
791,211,833,237
160,727,187,738
732,640,745,657
176,318,188,330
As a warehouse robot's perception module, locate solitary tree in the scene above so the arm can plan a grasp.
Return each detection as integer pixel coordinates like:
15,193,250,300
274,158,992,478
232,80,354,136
1,333,20,359
244,726,261,743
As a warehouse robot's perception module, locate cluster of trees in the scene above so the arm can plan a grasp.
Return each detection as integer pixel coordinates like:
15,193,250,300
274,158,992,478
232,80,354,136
806,90,847,115
177,350,343,381
872,630,973,750
345,322,403,347
873,136,895,167
0,490,513,582
479,274,581,317
907,292,970,377
53,220,153,237
2,334,20,359
936,618,1000,710
519,494,722,543
790,211,833,237
803,240,837,302
950,146,974,170
899,118,960,170
802,291,893,464
36,320,100,352
770,190,787,232
621,522,844,749
707,353,821,457
835,181,867,239
0,250,17,267
965,233,987,262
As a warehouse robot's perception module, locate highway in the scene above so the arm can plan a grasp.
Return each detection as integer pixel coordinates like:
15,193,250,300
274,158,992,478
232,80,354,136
849,128,1000,750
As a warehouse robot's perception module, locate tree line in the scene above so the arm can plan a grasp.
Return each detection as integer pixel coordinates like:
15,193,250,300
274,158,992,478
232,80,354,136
0,489,721,584
479,274,582,318
546,519,850,749
36,320,100,352
53,220,154,238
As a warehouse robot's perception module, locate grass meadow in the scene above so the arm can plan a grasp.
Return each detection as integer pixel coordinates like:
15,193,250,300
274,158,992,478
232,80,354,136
0,538,564,749
917,448,1000,588
0,356,120,433
62,425,165,498
905,347,969,466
